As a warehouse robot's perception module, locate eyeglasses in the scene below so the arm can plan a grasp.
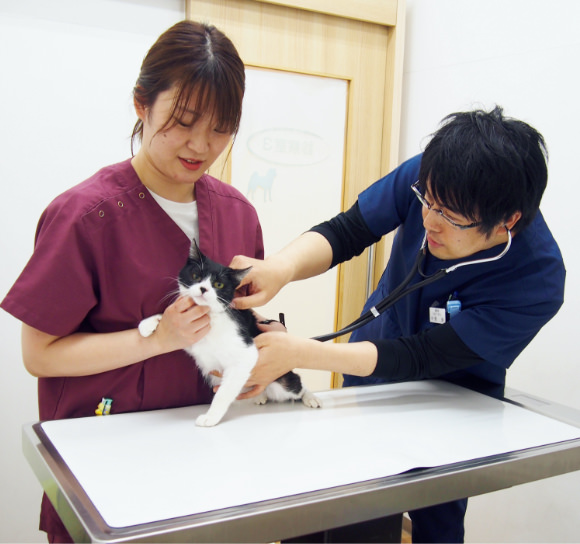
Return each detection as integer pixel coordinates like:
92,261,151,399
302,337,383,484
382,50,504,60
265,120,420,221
411,181,481,230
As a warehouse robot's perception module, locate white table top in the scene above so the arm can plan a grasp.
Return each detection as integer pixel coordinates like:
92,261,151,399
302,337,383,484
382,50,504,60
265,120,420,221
37,381,580,530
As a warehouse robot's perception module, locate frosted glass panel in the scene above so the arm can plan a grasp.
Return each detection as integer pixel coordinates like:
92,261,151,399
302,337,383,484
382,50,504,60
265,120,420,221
232,68,347,389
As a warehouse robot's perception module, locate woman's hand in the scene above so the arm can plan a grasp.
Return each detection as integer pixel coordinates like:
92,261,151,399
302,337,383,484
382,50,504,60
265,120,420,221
153,296,211,352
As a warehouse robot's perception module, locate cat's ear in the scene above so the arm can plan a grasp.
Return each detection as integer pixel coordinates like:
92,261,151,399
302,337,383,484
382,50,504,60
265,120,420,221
232,266,252,285
189,238,202,260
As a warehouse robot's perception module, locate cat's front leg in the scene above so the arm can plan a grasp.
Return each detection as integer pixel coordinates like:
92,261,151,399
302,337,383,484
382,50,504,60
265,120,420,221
196,361,255,427
138,314,163,337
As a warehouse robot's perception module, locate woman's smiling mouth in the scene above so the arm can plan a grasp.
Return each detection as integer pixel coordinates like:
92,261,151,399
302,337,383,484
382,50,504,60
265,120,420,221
179,157,203,171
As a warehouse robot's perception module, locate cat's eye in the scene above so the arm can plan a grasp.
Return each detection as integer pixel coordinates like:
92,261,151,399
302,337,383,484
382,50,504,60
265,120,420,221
191,273,200,281
213,281,224,289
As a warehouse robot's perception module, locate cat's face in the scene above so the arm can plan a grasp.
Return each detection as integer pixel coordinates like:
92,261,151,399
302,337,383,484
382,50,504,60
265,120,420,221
178,241,250,310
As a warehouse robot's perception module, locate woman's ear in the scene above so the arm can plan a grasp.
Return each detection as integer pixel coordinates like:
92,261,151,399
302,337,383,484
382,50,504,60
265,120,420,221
134,96,147,121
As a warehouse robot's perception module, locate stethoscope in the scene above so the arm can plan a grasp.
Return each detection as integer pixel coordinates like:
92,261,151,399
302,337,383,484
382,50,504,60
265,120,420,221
312,227,512,342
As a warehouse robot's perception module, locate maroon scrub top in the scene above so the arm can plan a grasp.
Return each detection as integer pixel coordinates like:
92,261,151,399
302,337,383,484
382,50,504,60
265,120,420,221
2,159,264,536
3,158,264,419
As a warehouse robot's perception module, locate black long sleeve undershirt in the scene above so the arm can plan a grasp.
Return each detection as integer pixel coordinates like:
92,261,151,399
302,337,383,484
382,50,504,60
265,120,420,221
309,202,381,268
370,323,485,381
309,203,486,379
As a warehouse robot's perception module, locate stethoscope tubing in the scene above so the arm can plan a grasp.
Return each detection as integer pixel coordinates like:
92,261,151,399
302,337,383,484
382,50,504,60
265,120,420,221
312,228,512,343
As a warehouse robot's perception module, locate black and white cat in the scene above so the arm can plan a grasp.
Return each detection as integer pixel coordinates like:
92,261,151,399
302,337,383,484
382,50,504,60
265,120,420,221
138,240,321,427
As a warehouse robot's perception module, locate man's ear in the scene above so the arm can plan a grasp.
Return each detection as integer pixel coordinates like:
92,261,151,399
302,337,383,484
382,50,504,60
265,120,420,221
503,211,522,232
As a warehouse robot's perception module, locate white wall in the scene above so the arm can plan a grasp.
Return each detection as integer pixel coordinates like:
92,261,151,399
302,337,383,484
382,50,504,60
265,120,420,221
0,1,184,541
400,1,580,541
1,0,579,542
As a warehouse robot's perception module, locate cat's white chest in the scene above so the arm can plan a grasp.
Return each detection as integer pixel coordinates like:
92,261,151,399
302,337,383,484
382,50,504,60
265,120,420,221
186,309,257,376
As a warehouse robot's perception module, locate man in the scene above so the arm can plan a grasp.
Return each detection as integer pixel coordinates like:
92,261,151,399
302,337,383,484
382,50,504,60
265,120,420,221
230,106,565,542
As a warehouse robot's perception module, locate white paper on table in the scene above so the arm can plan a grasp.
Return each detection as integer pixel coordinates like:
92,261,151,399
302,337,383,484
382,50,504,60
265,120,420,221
40,381,580,529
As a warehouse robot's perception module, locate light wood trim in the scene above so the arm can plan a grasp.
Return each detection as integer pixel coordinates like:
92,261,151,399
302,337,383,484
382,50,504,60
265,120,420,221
373,0,406,284
251,0,398,26
382,0,406,171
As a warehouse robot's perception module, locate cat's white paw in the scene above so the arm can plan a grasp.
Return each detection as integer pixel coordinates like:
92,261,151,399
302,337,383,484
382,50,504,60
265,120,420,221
138,315,162,337
302,391,322,408
195,412,221,427
254,392,268,405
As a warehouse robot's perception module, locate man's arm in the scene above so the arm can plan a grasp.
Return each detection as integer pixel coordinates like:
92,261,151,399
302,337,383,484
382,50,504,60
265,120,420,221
370,323,485,381
230,231,334,310
236,332,378,399
231,203,380,310
237,323,485,400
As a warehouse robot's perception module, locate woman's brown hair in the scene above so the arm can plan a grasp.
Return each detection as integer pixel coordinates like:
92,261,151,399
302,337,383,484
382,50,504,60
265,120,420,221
131,20,245,154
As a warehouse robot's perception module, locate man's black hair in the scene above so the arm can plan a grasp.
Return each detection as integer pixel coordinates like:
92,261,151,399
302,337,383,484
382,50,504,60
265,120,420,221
418,106,548,236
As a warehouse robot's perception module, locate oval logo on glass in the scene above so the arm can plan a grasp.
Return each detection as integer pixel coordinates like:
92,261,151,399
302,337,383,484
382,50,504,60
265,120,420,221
247,128,329,166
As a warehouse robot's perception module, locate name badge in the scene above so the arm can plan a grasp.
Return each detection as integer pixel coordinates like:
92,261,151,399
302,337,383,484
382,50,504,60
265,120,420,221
429,306,446,324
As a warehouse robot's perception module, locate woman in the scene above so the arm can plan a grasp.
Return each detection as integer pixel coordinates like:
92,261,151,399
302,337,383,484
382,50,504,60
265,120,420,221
1,20,263,542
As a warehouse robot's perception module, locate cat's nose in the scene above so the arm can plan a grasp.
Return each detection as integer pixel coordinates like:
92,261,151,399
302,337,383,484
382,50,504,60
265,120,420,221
200,287,207,295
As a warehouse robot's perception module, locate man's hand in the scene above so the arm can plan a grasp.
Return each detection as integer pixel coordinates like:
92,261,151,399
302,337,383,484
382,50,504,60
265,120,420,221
230,232,334,310
229,254,291,310
236,331,312,400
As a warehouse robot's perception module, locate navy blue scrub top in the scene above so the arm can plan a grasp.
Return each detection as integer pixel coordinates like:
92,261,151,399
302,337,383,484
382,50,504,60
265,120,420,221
348,154,565,397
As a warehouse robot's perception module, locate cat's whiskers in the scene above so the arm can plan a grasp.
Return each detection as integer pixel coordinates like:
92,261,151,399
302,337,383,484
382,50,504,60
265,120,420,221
163,291,181,304
213,295,232,313
158,276,182,304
